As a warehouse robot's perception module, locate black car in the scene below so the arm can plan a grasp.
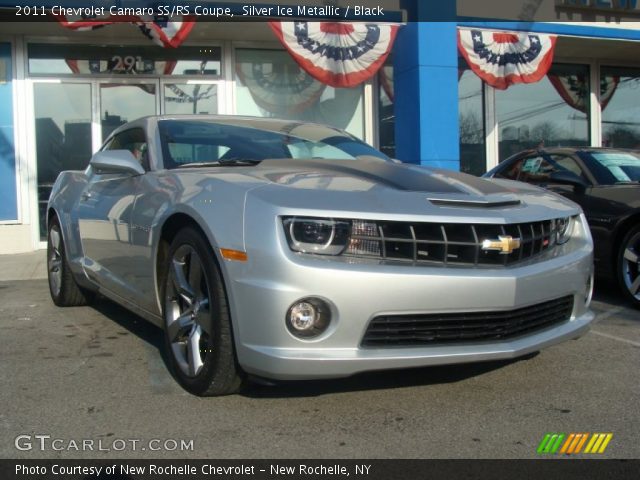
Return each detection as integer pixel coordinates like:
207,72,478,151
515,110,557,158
484,147,640,307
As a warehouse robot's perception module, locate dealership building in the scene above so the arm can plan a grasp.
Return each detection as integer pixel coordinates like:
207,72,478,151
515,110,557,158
0,0,639,253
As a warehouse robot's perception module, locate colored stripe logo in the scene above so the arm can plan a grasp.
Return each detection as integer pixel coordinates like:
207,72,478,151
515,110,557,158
537,433,613,455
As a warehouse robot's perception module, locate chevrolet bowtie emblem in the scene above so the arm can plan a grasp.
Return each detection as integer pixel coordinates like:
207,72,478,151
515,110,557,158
481,235,521,255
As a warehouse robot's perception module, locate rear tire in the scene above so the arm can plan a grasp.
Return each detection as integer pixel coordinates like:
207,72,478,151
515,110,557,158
162,227,244,396
617,224,640,308
47,217,93,307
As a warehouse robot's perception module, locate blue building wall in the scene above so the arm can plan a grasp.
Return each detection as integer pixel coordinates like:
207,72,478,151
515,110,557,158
393,2,460,169
0,42,17,221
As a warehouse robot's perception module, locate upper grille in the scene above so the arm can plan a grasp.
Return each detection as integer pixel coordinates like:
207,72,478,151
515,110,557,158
362,295,574,347
346,219,558,267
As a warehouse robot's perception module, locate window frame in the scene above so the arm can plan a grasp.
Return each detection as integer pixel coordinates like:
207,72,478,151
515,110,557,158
26,38,224,79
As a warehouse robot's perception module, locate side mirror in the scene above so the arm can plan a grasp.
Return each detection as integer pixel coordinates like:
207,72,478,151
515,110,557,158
548,171,590,192
90,150,145,176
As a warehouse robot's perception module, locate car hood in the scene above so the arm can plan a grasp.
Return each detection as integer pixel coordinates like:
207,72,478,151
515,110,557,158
195,158,581,222
590,184,640,209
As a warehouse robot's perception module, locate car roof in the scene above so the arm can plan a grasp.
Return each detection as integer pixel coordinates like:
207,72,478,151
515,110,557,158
107,114,350,141
514,146,636,157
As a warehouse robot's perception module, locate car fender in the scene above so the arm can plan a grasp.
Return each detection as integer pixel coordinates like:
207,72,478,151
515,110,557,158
47,171,90,276
148,176,270,326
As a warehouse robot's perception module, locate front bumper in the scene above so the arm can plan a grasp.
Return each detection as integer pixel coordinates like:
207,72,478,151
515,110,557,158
240,309,593,380
220,210,594,381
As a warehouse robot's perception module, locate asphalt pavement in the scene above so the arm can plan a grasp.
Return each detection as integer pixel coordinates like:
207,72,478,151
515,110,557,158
0,269,638,459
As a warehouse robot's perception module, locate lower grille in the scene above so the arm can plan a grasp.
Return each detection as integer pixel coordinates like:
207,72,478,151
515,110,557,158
362,296,574,347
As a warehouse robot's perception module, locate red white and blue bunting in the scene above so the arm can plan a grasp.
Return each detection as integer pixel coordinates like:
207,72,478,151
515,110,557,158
235,60,326,115
548,73,619,113
269,22,399,88
458,29,557,90
54,14,196,48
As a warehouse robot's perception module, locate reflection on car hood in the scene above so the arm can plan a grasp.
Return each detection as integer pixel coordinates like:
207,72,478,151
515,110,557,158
183,158,582,221
256,158,509,195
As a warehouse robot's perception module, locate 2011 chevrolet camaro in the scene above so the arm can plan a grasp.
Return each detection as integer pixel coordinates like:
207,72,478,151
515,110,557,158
47,115,595,396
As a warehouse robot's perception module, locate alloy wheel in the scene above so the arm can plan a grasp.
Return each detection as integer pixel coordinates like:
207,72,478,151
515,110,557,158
48,225,63,297
165,245,212,377
622,230,640,302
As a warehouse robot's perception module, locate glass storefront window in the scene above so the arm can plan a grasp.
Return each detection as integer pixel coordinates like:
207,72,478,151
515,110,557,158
496,63,590,161
235,49,365,139
458,60,486,176
100,83,156,140
34,83,92,239
28,44,221,76
164,84,218,115
0,42,17,222
601,66,640,148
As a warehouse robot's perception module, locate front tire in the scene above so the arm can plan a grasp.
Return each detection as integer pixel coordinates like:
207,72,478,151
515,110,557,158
47,217,93,307
617,224,640,308
163,228,244,396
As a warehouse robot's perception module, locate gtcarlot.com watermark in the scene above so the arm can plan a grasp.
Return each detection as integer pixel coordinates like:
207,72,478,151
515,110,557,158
15,434,194,452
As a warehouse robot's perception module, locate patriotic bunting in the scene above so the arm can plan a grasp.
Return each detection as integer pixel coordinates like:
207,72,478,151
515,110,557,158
164,84,217,114
598,75,620,111
137,19,195,48
236,61,326,115
54,14,196,48
458,29,557,90
548,73,619,113
269,22,398,88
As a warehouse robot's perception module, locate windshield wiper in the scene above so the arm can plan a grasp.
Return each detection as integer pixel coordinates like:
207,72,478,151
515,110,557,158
178,159,262,168
614,180,640,185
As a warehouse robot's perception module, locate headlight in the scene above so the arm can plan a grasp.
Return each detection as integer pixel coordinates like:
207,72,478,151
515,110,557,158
555,216,575,245
283,217,350,255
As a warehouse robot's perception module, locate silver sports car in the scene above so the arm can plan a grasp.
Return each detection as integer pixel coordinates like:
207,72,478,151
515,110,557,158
47,115,595,396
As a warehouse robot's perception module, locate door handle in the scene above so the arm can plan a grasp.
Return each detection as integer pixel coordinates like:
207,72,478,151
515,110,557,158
81,192,92,201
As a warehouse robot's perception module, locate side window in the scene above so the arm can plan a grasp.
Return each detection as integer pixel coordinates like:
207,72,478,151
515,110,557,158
105,128,149,171
516,154,586,184
549,154,587,180
101,136,116,152
518,155,547,183
495,158,526,181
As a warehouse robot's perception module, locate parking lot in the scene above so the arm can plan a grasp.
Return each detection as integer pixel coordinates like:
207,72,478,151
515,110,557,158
0,253,638,459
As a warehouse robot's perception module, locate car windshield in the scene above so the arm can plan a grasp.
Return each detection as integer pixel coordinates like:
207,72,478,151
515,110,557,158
588,151,640,184
158,119,390,169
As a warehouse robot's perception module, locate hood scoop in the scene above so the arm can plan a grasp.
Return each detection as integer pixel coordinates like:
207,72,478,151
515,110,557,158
428,197,522,208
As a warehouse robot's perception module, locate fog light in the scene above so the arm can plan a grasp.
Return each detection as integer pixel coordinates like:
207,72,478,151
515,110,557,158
585,273,594,308
286,298,331,338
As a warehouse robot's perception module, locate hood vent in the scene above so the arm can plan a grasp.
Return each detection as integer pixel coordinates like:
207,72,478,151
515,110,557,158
427,198,521,208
